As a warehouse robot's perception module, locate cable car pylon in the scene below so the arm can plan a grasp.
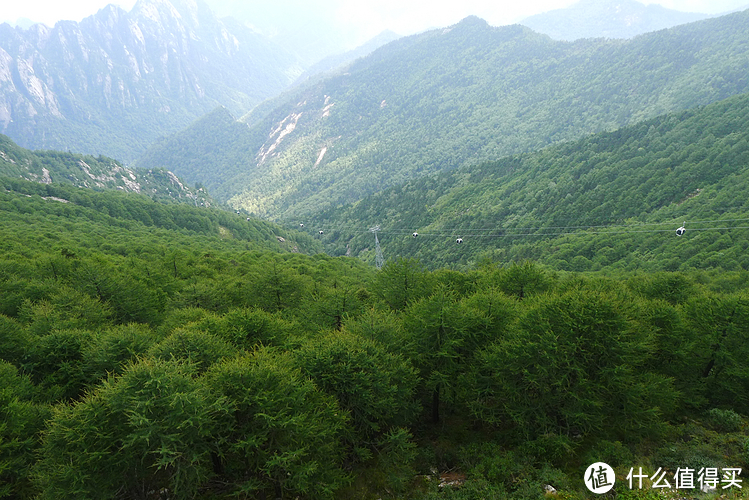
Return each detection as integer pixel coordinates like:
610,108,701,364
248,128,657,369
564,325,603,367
370,225,384,270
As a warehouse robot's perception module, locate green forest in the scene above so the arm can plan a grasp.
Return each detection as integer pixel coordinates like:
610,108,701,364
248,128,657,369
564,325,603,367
0,134,211,207
138,10,749,219
312,91,749,272
5,11,749,497
3,174,749,499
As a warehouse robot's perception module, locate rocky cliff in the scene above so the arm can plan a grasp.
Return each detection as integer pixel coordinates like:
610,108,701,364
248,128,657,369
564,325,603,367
0,0,300,161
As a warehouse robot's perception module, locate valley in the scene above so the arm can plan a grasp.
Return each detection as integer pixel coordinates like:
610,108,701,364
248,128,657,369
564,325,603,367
138,9,749,220
3,1,749,499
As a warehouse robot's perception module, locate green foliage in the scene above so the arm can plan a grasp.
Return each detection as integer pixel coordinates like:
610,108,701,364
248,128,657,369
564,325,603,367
142,10,749,219
294,331,420,442
466,288,677,441
318,91,749,272
404,285,508,423
33,358,229,500
82,324,158,385
705,408,744,433
627,272,697,305
0,315,27,365
0,176,322,257
374,428,419,493
681,293,749,413
247,257,313,313
653,420,747,473
204,349,350,499
22,329,94,402
4,157,749,498
582,440,635,468
201,307,296,350
18,286,112,336
488,261,553,300
0,135,214,205
148,328,238,373
0,361,50,499
373,258,432,311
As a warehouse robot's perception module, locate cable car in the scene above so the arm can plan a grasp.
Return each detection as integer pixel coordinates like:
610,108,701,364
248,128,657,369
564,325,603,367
319,230,324,235
246,217,251,221
456,238,463,244
299,223,304,228
676,222,685,236
412,232,418,238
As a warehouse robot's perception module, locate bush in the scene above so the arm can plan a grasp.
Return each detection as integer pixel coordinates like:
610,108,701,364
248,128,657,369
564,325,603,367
294,330,420,443
147,327,237,373
22,329,93,401
204,349,350,499
465,289,677,442
0,361,50,499
706,408,744,433
83,324,157,386
582,440,635,468
33,358,228,499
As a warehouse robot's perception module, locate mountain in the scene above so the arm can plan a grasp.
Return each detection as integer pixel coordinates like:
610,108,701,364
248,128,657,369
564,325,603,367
0,0,301,162
312,91,749,271
1,171,323,256
201,0,361,66
138,9,749,220
293,30,402,86
0,133,211,205
520,0,710,40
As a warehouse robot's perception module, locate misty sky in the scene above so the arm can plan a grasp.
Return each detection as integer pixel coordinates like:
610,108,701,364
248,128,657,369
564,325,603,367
2,0,748,42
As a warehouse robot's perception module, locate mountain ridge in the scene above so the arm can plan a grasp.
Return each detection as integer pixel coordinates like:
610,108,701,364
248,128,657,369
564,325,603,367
0,0,300,162
520,0,711,40
0,133,211,205
137,9,749,220
311,91,749,271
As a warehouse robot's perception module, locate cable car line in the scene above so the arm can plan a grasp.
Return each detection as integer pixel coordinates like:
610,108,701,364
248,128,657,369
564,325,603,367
292,217,749,244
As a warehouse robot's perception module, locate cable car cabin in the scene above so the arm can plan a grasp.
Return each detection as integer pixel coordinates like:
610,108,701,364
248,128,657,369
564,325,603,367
299,223,304,228
456,238,464,244
319,230,324,235
676,223,686,236
412,232,418,238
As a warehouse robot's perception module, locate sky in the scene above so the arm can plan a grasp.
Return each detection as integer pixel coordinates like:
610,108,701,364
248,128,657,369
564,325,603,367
2,0,748,37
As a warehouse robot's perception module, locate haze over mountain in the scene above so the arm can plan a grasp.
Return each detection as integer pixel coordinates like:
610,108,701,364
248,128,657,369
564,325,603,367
521,0,711,40
293,30,402,86
200,0,359,67
138,9,749,221
0,0,300,162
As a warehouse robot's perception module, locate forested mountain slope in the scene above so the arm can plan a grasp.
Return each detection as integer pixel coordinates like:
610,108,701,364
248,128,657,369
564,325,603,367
0,177,322,256
311,91,749,272
138,9,749,219
0,0,300,161
4,174,749,499
0,134,212,205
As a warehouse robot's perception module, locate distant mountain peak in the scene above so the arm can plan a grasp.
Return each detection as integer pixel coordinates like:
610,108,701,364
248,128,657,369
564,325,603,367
0,0,302,161
456,15,489,27
521,0,710,40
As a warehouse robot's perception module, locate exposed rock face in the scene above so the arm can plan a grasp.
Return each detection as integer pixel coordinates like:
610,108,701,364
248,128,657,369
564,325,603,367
0,132,212,205
0,0,300,161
